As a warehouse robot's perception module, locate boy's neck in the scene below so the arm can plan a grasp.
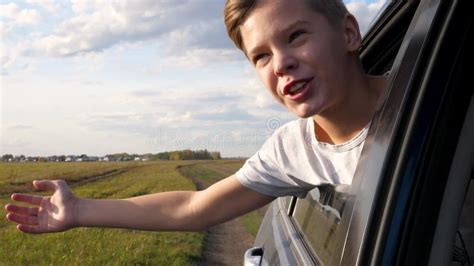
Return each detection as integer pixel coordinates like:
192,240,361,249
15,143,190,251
312,74,388,145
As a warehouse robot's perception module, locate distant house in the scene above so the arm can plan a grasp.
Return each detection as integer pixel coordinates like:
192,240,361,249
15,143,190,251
104,155,117,162
65,155,77,162
119,156,133,161
86,156,99,162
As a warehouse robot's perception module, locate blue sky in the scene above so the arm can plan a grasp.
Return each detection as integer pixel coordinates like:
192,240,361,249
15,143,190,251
1,0,387,157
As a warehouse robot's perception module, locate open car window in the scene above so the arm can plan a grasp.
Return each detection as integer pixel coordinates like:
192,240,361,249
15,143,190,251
252,1,472,265
285,1,420,264
343,0,474,264
284,0,473,264
292,184,351,263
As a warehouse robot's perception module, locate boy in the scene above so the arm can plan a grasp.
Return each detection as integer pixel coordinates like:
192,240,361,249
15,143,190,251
5,0,387,234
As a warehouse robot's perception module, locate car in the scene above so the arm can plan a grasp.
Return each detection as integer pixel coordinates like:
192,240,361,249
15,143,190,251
244,0,474,265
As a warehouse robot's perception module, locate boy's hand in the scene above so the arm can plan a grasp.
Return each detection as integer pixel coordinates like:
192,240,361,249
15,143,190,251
5,180,77,234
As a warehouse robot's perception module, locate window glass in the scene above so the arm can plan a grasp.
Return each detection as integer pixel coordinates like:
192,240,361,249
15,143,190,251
292,184,352,262
288,1,416,263
454,180,474,263
281,196,294,213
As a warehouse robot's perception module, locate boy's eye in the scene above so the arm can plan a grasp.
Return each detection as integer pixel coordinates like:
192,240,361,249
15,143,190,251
289,30,306,43
253,54,268,65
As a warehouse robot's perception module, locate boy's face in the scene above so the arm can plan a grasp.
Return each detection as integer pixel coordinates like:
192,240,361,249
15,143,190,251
240,0,360,118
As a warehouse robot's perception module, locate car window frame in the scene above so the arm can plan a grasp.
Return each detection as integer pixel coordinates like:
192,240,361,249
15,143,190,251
254,0,473,264
280,1,422,264
340,0,474,264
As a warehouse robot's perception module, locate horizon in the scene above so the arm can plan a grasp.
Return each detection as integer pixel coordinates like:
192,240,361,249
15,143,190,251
1,149,229,158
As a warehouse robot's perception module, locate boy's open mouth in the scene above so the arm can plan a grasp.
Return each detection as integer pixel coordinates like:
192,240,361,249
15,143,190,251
288,81,307,95
283,78,313,99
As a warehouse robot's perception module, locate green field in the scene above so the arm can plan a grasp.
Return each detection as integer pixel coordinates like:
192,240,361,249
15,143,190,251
0,160,260,265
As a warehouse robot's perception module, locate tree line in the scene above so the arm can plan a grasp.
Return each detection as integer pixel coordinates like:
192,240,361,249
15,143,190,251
1,149,222,162
149,149,221,161
105,149,221,161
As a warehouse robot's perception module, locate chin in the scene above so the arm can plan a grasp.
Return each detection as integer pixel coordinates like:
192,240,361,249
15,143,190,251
291,107,318,119
291,106,319,118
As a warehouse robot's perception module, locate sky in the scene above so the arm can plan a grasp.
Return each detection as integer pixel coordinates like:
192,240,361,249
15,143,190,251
1,0,388,157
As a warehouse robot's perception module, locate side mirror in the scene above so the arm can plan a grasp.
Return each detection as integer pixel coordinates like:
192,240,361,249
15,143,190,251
244,247,263,266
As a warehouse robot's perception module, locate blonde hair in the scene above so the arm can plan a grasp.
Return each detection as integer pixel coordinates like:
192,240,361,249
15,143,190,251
224,0,349,50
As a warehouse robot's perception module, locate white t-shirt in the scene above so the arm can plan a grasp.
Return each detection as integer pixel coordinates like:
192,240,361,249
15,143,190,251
235,118,369,198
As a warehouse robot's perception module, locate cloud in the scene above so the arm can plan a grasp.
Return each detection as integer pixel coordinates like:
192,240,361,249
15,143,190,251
137,78,285,123
193,109,258,122
27,0,231,59
2,0,388,71
0,3,18,18
75,106,280,156
1,125,34,152
164,18,232,53
0,41,35,75
129,90,161,97
0,3,41,25
80,81,289,137
26,0,60,13
155,48,242,70
1,3,42,74
2,124,34,131
0,136,30,148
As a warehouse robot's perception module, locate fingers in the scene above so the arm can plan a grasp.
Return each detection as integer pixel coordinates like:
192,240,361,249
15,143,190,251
6,212,38,226
33,180,59,192
16,224,45,234
5,202,39,227
5,206,45,234
11,193,45,206
9,179,65,205
5,204,39,216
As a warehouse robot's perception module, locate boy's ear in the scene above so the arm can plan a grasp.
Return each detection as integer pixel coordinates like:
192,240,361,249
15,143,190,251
343,14,361,52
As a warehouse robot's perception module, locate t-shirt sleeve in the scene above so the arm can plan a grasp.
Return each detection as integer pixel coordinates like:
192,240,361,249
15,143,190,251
235,129,313,198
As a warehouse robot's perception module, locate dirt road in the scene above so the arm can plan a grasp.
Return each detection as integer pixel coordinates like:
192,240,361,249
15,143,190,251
197,217,256,266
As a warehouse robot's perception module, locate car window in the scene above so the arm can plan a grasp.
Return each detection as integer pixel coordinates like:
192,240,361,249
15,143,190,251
285,1,421,264
256,1,471,265
281,195,294,214
344,0,473,264
454,180,474,264
292,184,351,263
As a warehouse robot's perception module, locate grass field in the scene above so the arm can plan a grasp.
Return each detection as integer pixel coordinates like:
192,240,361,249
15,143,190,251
0,162,138,195
0,160,260,265
0,161,198,265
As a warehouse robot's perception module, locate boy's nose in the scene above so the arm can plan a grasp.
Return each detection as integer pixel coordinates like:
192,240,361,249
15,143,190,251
274,53,298,77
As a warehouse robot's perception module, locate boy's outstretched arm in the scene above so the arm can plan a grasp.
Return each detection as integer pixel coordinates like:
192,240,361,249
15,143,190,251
5,176,275,234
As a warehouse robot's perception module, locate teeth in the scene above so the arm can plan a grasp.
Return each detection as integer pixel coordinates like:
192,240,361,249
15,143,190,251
288,81,306,94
